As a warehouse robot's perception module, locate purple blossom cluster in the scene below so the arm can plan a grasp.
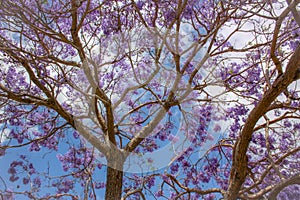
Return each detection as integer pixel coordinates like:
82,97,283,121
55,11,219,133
219,57,263,98
278,185,300,200
0,0,299,199
7,155,38,191
57,146,94,175
226,104,249,138
5,104,64,152
3,67,29,93
52,178,74,193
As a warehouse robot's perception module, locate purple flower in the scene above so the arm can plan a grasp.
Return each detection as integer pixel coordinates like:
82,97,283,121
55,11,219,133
155,190,163,197
284,120,292,127
23,178,30,185
146,176,155,188
8,167,16,174
33,177,41,188
95,182,105,189
213,124,221,132
136,1,144,10
0,148,5,156
9,176,19,182
97,163,103,169
294,123,300,131
29,142,40,152
182,160,191,168
73,131,80,139
170,163,179,174
10,161,23,167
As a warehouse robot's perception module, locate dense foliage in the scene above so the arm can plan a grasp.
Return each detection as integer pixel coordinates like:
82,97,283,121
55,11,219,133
0,0,299,199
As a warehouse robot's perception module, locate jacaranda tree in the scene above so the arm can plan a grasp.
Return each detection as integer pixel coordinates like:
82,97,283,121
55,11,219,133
0,0,300,199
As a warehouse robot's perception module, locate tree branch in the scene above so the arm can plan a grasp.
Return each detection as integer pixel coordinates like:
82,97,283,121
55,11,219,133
226,44,300,200
268,174,300,200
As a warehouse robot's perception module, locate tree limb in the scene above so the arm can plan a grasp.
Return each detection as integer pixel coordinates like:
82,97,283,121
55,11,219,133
225,44,300,200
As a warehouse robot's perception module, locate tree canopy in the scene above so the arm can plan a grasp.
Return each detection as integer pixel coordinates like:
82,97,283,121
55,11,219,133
0,0,300,199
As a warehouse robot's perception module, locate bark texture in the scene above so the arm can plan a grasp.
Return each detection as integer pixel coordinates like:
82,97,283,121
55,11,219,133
105,165,124,200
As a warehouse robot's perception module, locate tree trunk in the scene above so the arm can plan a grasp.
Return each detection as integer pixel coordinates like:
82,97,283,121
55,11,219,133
105,165,124,200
